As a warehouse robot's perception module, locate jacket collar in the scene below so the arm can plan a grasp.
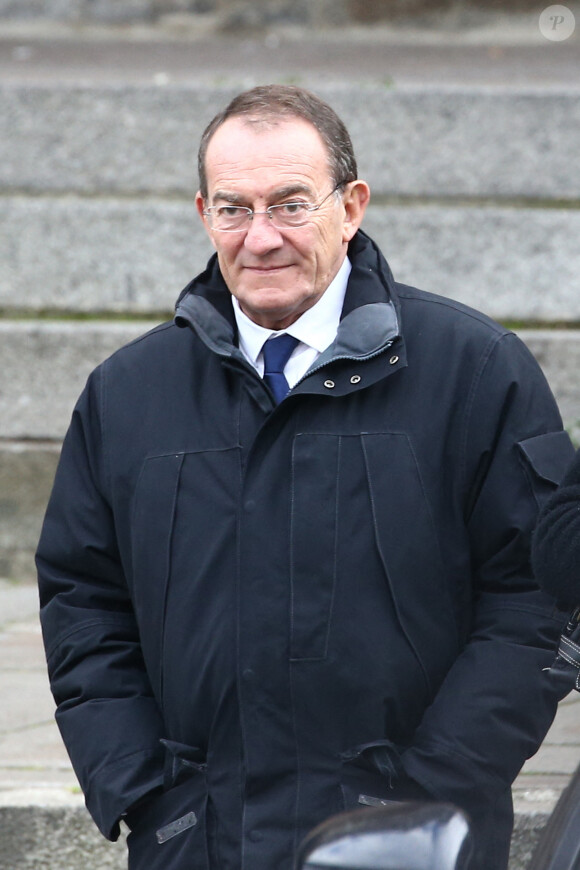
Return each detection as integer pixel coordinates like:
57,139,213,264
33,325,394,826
174,230,401,367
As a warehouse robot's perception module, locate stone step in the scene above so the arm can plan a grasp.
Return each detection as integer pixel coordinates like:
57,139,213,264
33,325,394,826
3,27,579,87
2,196,579,320
0,801,564,870
1,84,578,199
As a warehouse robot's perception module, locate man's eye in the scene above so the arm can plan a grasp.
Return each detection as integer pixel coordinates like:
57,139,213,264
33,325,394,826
217,206,246,218
277,202,308,216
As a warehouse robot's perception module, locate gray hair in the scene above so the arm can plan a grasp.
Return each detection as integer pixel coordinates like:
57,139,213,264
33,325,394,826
197,84,358,199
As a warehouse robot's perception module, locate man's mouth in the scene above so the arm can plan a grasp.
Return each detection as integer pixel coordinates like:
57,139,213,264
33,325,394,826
245,265,290,272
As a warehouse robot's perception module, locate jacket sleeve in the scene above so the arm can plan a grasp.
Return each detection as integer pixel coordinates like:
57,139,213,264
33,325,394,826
401,331,576,820
36,368,165,841
532,448,580,608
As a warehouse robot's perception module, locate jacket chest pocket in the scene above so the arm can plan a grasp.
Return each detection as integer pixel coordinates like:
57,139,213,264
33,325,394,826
129,447,240,699
290,434,340,660
126,744,210,870
360,432,459,689
289,432,459,684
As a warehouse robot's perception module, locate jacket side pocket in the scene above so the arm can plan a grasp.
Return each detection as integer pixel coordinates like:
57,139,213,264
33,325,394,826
340,739,401,811
127,742,209,870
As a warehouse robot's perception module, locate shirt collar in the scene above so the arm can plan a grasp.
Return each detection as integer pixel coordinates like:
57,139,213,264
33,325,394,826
232,256,351,365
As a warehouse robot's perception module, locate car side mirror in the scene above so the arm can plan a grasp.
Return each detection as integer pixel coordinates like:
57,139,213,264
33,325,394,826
296,801,473,870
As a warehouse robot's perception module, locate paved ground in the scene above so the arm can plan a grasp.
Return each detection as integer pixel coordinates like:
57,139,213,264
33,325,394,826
0,579,579,818
0,581,80,809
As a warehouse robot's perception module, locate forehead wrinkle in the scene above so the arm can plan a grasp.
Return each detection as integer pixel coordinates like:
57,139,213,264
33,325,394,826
211,189,247,205
210,181,318,207
205,138,331,198
272,182,315,199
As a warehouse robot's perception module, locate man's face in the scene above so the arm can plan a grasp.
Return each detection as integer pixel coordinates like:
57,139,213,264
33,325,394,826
196,116,369,330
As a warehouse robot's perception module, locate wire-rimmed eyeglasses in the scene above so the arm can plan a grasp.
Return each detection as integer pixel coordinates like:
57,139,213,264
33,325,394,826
202,182,346,232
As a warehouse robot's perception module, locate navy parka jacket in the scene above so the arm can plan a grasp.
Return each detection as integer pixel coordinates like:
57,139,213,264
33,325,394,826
37,231,575,870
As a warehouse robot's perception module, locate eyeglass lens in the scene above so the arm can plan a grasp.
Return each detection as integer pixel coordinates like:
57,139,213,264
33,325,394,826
206,184,344,232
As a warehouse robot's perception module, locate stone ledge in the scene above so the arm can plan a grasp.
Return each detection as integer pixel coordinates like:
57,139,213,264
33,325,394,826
0,799,563,870
0,802,127,870
0,442,61,580
1,85,578,198
0,322,147,440
1,198,579,320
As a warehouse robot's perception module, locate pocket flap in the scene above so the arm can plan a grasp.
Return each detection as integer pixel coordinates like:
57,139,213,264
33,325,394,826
160,739,206,789
518,431,575,484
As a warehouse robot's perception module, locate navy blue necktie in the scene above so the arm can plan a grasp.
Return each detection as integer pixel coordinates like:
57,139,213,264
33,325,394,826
262,334,299,404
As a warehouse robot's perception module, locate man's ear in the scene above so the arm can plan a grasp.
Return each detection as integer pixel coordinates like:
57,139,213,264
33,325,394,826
195,191,217,248
341,180,371,243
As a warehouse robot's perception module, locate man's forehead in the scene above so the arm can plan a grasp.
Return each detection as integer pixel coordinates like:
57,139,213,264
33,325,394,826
203,115,333,195
205,115,330,164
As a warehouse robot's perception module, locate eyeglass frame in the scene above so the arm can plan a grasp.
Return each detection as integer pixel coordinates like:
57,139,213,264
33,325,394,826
202,181,348,233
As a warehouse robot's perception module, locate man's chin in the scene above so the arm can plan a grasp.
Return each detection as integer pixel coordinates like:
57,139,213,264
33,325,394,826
237,293,309,330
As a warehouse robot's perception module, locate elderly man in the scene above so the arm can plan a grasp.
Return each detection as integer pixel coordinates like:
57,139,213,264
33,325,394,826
37,85,575,870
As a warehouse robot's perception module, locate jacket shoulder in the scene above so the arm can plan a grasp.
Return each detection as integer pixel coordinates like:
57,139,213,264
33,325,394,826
93,320,195,383
394,282,508,339
105,320,180,362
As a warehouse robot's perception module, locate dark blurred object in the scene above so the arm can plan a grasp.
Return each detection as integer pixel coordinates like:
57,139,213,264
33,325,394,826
348,0,556,22
295,776,580,870
528,760,580,870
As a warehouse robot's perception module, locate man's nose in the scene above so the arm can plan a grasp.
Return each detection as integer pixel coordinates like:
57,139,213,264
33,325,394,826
243,212,284,253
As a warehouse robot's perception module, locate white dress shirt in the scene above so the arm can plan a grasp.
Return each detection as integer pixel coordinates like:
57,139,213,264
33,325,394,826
232,256,352,390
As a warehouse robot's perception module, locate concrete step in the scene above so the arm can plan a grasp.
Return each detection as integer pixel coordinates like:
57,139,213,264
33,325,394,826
3,23,580,86
0,798,570,870
2,196,579,320
0,324,579,581
0,442,61,580
2,82,579,199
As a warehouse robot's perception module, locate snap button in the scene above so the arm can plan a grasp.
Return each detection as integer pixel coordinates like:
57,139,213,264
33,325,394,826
323,379,335,389
350,375,361,384
389,355,399,365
